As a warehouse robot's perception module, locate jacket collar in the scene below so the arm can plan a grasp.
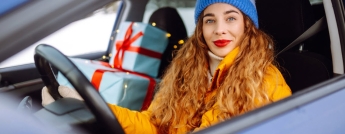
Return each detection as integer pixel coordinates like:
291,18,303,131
209,47,240,90
208,51,224,81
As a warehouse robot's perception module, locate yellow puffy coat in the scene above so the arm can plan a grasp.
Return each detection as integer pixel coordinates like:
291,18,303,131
108,47,291,133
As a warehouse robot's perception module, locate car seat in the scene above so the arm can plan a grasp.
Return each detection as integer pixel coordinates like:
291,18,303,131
256,0,333,93
148,7,188,78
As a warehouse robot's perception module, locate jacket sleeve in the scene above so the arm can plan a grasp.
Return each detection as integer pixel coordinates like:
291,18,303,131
266,65,292,101
107,104,158,134
193,108,220,132
194,65,292,132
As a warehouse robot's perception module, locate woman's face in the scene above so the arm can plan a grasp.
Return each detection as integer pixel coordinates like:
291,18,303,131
202,3,245,57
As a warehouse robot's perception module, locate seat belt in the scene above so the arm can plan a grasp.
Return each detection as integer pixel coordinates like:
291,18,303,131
276,16,327,56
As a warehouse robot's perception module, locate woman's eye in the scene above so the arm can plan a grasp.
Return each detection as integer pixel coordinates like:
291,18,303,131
205,19,214,23
227,17,236,21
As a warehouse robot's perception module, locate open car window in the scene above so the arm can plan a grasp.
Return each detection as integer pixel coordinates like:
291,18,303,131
196,0,345,133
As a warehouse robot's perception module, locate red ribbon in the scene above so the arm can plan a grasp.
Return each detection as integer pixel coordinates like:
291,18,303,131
113,22,162,69
90,61,155,111
89,61,113,90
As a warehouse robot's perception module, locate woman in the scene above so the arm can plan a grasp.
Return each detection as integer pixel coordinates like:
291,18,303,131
42,0,291,133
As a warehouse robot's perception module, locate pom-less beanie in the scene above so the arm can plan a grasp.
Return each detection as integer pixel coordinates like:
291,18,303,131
194,0,258,28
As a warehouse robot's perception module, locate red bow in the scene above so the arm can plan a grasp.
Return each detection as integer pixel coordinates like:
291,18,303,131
113,22,162,69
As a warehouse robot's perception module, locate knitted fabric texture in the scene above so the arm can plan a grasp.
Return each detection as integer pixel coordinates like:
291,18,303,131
194,0,258,27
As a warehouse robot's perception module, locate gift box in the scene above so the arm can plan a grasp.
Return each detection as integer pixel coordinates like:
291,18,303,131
109,22,168,78
57,58,158,111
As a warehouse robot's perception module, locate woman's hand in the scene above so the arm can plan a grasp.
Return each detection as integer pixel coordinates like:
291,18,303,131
41,85,83,106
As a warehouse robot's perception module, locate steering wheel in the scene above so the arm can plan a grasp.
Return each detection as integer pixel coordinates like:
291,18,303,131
34,44,124,134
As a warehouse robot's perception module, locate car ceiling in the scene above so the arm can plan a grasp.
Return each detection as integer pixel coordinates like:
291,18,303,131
0,0,28,16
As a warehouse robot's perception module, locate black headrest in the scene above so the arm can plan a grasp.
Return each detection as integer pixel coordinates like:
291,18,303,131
256,0,315,52
148,7,188,78
148,7,187,45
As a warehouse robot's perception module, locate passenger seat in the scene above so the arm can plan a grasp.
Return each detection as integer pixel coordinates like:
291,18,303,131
256,0,333,93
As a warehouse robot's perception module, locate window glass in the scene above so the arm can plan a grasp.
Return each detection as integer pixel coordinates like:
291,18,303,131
0,1,120,68
143,0,196,36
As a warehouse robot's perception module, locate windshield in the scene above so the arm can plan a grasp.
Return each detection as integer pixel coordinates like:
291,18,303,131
0,1,120,68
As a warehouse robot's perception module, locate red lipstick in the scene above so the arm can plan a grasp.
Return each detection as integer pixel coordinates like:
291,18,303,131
213,40,231,47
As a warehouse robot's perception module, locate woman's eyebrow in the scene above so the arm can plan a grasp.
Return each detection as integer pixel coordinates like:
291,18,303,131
203,13,214,18
225,10,239,14
203,10,239,18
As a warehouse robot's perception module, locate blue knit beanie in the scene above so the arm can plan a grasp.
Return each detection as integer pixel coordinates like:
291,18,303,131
194,0,258,28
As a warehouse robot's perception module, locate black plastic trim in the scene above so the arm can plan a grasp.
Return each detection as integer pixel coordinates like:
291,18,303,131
70,51,106,60
44,98,86,115
125,0,149,22
0,64,40,85
0,78,42,92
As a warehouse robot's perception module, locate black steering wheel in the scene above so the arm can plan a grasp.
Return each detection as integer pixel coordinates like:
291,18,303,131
34,44,124,134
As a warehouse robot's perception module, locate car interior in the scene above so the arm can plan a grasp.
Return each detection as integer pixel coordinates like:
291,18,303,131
147,6,188,78
196,0,345,133
257,0,333,93
0,0,344,133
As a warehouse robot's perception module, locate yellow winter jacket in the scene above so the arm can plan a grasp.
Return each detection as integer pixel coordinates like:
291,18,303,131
108,47,291,133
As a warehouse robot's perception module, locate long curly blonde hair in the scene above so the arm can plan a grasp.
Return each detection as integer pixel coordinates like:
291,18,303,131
149,11,275,134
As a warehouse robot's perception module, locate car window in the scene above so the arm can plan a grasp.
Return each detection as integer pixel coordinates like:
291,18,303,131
143,0,196,36
0,1,120,68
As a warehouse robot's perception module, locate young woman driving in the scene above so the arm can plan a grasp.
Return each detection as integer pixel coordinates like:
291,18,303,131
42,0,291,133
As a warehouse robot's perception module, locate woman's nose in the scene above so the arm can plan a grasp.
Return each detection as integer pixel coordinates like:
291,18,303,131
214,22,226,35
